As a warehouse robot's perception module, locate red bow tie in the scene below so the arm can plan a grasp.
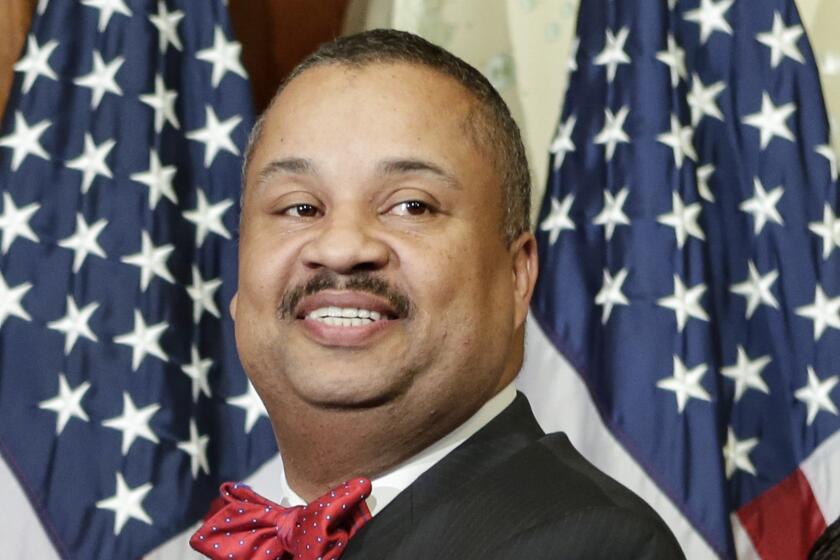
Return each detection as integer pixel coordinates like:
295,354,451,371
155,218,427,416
190,478,372,560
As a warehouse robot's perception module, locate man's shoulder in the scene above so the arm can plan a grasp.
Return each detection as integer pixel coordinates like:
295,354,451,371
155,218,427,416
464,431,658,514
345,396,686,559
428,431,686,559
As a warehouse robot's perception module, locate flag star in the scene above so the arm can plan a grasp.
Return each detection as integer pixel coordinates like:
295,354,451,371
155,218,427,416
657,355,712,413
37,0,48,15
129,150,178,209
47,296,99,355
74,51,124,110
0,271,32,329
177,419,210,478
148,0,184,53
38,373,91,435
182,189,233,246
730,261,779,319
594,27,631,83
186,265,222,324
594,106,630,161
58,213,108,272
81,0,132,32
13,36,59,93
687,74,725,127
568,37,580,72
227,381,269,433
96,473,153,535
65,133,115,194
657,191,705,249
808,204,840,260
683,0,734,44
815,144,838,182
795,367,838,425
656,34,686,88
721,345,771,401
121,231,175,291
722,427,759,478
756,11,805,69
181,345,213,402
0,112,51,171
796,285,840,341
0,192,40,254
196,26,248,87
186,106,241,168
739,177,784,235
592,186,630,241
822,52,840,77
742,92,796,150
539,194,575,245
102,393,160,455
139,75,180,132
657,114,698,169
696,164,716,203
114,310,169,371
657,275,709,332
595,267,629,324
550,115,576,170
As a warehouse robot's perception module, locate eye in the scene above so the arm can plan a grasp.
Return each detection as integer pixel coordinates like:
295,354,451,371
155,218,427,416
389,200,434,217
282,203,321,218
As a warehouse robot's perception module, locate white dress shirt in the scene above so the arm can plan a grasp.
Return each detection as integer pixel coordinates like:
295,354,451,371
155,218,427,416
277,383,517,515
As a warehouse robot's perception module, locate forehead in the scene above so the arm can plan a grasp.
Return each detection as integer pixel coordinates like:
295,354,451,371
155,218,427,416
246,62,491,182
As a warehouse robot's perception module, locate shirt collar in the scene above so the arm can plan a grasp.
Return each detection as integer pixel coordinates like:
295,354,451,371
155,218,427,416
277,383,517,515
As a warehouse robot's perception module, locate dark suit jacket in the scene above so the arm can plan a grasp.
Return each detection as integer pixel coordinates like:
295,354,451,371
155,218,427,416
342,393,685,559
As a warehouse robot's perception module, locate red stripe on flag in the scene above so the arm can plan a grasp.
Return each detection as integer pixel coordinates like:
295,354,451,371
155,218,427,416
736,468,826,559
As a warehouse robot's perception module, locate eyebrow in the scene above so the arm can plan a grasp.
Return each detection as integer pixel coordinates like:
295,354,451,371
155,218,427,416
255,157,316,186
376,158,461,189
254,156,461,189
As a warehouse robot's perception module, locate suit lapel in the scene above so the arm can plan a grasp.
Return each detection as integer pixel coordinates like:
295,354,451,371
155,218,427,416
342,393,543,559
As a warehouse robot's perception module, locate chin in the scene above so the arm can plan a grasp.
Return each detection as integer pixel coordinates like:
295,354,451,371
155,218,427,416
288,366,413,410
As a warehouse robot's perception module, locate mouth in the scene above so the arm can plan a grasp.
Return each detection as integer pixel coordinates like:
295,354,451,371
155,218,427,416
304,306,390,326
293,291,404,346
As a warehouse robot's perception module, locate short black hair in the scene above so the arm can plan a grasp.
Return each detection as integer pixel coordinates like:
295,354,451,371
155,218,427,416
243,28,531,243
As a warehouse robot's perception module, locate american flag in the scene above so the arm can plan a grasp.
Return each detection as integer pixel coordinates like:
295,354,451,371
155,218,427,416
522,0,839,557
0,1,277,558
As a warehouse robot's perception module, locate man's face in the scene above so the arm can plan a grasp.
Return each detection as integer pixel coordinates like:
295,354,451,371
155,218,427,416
233,62,535,422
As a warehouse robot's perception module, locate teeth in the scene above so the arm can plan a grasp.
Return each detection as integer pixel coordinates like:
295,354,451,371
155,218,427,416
306,307,387,325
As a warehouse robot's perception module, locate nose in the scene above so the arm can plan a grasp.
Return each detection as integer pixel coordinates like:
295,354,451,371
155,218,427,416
300,206,390,274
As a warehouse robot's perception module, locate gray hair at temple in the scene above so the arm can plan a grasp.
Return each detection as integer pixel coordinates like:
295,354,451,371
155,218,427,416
242,28,531,244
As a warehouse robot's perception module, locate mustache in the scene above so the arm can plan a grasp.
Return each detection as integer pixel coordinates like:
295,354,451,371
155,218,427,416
278,270,413,319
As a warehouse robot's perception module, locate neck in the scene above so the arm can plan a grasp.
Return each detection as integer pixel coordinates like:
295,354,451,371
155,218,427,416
268,391,486,502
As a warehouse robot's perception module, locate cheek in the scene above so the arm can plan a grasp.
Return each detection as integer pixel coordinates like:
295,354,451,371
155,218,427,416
238,228,301,303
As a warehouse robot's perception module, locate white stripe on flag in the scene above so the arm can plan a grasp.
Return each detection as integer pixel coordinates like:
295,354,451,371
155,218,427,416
517,315,718,558
731,513,761,560
0,455,60,558
801,426,840,526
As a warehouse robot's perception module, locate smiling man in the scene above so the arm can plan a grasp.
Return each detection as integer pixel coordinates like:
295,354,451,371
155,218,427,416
190,29,683,560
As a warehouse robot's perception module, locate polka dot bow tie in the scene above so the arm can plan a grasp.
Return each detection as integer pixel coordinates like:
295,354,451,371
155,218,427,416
190,478,372,560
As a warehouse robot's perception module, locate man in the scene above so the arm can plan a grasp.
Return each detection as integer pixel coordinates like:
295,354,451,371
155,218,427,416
191,29,684,559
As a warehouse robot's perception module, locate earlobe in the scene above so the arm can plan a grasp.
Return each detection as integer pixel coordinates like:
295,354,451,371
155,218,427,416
511,232,539,327
229,293,239,320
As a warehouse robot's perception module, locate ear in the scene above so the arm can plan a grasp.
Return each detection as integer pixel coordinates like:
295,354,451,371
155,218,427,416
229,292,239,320
510,231,538,329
